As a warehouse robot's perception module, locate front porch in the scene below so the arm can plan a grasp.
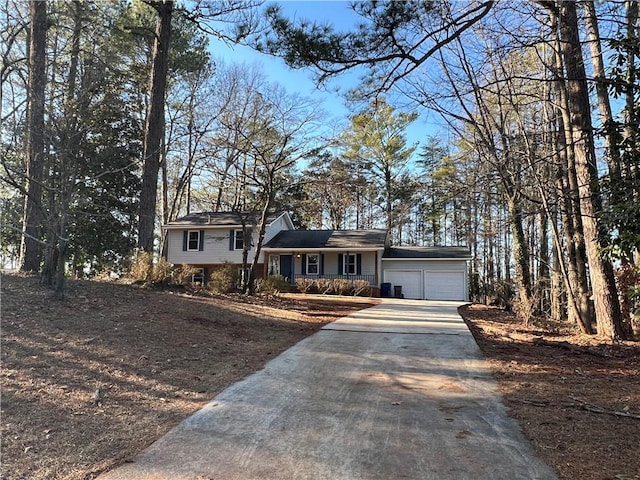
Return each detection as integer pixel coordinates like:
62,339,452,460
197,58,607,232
264,250,382,287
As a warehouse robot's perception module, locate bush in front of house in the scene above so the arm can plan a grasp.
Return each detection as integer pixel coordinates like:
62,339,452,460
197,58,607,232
128,251,172,285
173,263,200,287
315,278,335,295
294,278,371,296
208,262,238,294
295,278,315,293
352,280,371,296
333,279,353,295
255,275,290,295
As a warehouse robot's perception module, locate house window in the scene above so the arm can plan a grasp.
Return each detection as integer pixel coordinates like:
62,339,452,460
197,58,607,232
343,254,357,274
234,229,244,250
269,255,280,276
191,268,204,285
187,230,201,251
307,254,319,275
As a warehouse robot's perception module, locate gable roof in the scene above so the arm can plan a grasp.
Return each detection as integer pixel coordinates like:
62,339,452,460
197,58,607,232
163,211,291,229
383,246,471,259
263,229,388,250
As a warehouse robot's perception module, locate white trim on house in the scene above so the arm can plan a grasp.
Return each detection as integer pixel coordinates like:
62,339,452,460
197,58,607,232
306,254,319,274
186,230,201,251
261,247,384,252
381,257,469,261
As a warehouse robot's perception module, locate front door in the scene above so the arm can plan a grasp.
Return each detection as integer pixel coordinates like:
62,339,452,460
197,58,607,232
279,255,293,283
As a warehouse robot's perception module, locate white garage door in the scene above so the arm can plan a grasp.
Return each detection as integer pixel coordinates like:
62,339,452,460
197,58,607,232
384,270,422,299
424,271,466,300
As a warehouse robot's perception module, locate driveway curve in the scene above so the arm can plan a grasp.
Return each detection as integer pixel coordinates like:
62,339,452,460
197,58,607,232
99,299,558,480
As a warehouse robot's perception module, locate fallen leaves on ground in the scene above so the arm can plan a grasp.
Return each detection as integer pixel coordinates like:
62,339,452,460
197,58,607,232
459,304,640,480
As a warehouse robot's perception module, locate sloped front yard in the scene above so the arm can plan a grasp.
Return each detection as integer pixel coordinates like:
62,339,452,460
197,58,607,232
1,274,378,480
2,274,638,480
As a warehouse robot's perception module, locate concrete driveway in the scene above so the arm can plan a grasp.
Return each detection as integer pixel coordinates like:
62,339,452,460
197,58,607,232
98,299,558,480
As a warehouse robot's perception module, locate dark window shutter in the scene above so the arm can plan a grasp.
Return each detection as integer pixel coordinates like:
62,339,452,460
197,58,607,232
229,230,234,250
301,254,307,273
338,254,343,274
357,254,362,275
199,230,205,251
182,231,188,251
320,254,325,275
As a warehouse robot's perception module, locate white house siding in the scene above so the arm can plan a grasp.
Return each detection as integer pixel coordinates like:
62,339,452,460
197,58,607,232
382,259,468,301
167,229,237,264
167,220,290,266
263,215,292,244
292,251,377,276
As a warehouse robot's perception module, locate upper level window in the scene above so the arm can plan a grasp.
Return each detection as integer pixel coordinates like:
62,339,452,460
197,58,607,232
234,229,244,250
343,254,356,274
187,230,201,251
307,254,319,275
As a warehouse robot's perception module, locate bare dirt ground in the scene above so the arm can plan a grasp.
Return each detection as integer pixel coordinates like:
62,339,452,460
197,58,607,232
459,304,640,480
2,273,638,480
1,274,379,480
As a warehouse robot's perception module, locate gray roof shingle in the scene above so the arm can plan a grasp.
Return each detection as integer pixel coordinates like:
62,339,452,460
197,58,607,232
383,246,471,259
264,229,388,249
165,211,285,227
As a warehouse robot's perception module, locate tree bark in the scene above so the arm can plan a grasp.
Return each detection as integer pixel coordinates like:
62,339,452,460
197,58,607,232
584,2,627,260
19,0,47,273
507,196,533,312
559,1,624,340
544,4,595,332
137,0,173,253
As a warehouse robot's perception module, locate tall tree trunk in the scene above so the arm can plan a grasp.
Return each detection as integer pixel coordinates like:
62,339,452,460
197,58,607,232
583,1,624,186
559,1,625,340
19,0,47,273
547,5,594,332
538,208,550,315
550,207,565,321
623,1,639,267
137,0,173,253
51,0,86,298
507,196,533,315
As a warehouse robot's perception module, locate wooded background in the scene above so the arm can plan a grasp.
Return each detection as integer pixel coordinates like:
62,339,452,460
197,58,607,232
1,0,638,340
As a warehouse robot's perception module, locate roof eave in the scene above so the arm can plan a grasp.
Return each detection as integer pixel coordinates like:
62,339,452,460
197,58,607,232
262,247,385,252
162,224,246,230
381,256,472,260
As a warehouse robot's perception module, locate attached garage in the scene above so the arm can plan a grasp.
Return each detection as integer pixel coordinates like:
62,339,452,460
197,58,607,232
424,270,466,301
383,270,422,300
382,247,471,301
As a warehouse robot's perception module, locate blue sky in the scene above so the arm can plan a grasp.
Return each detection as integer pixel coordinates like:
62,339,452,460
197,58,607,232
209,1,444,151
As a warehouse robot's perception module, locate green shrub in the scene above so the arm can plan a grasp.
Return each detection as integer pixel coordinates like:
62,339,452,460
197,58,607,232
209,263,238,294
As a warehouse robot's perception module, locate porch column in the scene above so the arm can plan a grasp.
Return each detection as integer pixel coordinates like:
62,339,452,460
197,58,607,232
376,250,382,286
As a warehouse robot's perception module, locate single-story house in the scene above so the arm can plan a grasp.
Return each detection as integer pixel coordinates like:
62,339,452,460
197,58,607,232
163,211,471,300
261,229,389,289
